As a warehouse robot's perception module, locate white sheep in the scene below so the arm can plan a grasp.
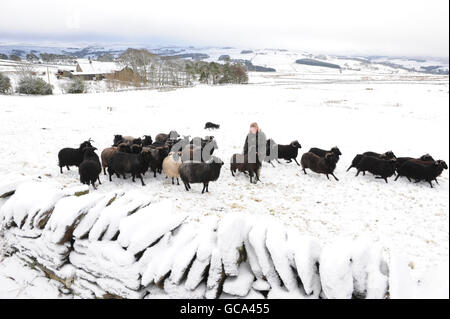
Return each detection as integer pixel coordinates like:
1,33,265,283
162,152,182,185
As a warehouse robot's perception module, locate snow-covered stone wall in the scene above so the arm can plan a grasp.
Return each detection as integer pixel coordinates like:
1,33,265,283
0,179,393,299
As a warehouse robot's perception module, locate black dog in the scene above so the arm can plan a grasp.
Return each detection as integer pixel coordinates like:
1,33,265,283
204,122,220,130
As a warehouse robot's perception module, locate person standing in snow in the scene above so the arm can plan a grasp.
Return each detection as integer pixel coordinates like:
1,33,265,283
243,122,267,163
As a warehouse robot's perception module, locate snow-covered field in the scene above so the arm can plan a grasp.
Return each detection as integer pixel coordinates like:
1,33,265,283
0,68,448,298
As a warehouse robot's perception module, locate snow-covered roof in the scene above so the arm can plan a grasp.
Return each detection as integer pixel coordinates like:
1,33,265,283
75,59,121,75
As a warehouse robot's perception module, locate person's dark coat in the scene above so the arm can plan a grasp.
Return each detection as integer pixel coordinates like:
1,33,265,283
243,130,267,163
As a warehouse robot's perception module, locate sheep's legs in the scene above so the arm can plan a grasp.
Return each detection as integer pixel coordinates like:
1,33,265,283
255,170,261,183
91,181,97,190
302,168,307,174
231,169,235,177
171,177,174,185
346,165,353,172
60,166,63,174
268,160,275,167
177,178,179,185
376,176,388,183
394,174,400,181
355,170,361,177
407,177,411,182
326,174,330,180
293,158,300,166
103,167,107,175
285,159,292,163
66,166,70,171
202,183,206,194
434,178,439,184
276,159,281,164
139,174,145,186
429,181,433,188
331,173,339,181
183,182,190,191
97,177,102,185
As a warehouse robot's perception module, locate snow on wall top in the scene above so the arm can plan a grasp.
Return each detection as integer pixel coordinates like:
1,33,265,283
0,178,398,299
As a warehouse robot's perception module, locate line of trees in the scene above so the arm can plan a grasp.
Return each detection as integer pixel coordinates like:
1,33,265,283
116,48,248,87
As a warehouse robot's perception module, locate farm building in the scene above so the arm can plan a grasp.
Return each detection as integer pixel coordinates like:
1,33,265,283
69,58,123,81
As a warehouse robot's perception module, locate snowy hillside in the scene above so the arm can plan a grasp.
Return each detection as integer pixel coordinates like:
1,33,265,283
1,43,448,75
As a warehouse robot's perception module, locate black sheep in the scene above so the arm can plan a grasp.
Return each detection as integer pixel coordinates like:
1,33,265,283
130,144,143,154
142,135,153,147
355,156,397,183
395,154,435,173
309,146,342,162
347,151,396,172
155,130,180,143
112,134,135,146
58,140,93,174
230,149,262,184
78,147,102,189
148,146,169,177
276,140,302,165
132,137,142,146
179,156,224,193
204,122,220,130
301,152,339,181
395,159,447,187
107,149,153,186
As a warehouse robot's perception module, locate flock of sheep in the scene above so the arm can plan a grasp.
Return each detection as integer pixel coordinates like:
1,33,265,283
57,126,448,193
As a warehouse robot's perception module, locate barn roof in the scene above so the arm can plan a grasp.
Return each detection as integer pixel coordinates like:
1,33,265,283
75,59,121,75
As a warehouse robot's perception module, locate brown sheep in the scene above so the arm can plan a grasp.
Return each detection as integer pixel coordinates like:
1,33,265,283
300,152,339,181
230,152,262,184
101,143,130,175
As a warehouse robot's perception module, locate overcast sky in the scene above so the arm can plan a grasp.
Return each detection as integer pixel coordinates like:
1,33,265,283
0,0,448,57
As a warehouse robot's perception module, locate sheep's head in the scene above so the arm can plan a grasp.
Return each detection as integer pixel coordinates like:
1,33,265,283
132,138,142,145
113,135,123,146
118,143,130,153
436,160,448,170
130,144,142,154
80,141,93,150
291,140,302,149
169,130,180,140
140,149,153,163
209,156,224,166
420,154,434,162
332,146,342,156
383,151,396,159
